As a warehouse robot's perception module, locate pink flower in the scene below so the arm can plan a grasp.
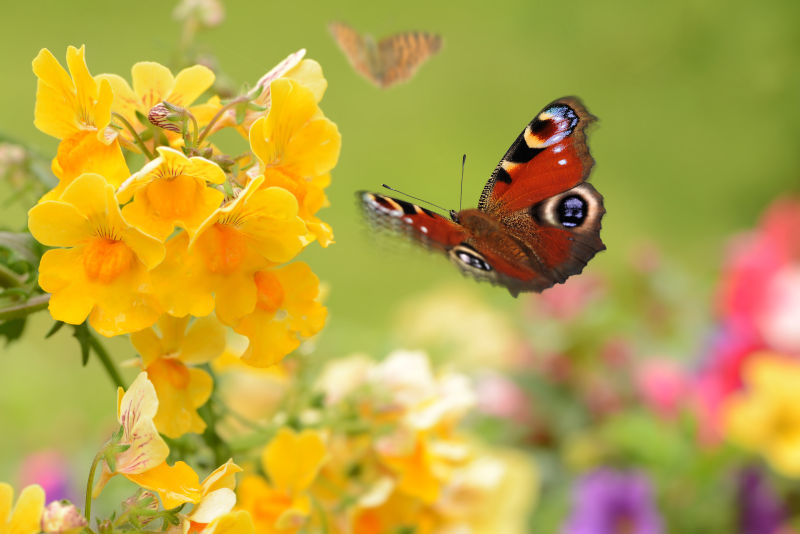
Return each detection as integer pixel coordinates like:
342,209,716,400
634,358,689,420
717,197,800,354
530,273,605,321
695,196,800,442
18,451,74,503
475,373,531,423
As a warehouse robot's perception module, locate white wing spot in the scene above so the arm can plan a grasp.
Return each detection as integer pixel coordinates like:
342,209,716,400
420,226,429,234
403,216,413,224
558,159,567,166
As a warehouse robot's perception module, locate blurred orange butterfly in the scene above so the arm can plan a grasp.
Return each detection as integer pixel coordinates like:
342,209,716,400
328,21,442,89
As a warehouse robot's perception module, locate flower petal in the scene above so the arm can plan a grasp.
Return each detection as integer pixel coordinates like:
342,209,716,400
132,62,174,111
167,65,215,107
126,461,203,509
8,484,45,534
28,200,91,248
262,429,326,494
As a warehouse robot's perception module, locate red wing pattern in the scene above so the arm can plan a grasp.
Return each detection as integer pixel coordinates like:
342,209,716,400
359,192,466,251
478,97,597,215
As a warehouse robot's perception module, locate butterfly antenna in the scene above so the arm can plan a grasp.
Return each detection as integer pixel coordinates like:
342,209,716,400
381,184,452,214
459,154,466,213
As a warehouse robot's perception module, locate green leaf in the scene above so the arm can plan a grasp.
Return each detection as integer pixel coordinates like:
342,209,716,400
45,320,65,338
72,323,92,366
0,317,26,344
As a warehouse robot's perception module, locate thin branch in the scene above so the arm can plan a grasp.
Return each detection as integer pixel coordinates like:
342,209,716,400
0,293,49,321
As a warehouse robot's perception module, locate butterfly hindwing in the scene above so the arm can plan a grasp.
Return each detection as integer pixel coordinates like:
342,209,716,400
377,32,442,88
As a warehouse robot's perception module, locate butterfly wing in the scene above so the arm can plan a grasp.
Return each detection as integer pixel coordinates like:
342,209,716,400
360,192,467,250
376,32,442,88
329,22,381,86
360,193,544,292
470,97,605,295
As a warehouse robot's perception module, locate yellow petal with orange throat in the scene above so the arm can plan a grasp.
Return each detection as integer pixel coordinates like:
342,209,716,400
263,429,326,494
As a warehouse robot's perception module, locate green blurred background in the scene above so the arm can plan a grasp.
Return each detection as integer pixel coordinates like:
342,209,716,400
1,0,798,485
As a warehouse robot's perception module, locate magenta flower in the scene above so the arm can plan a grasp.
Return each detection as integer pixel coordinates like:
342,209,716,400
562,469,663,534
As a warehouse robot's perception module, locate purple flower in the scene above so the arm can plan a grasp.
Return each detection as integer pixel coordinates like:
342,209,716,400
562,469,663,534
738,467,786,534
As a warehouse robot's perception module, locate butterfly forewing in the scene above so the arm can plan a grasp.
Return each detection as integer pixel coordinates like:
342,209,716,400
328,22,377,85
478,97,596,214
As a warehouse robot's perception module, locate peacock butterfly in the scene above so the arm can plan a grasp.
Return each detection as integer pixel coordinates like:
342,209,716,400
359,97,606,297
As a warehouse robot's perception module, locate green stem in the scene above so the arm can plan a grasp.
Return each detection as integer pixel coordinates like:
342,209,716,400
112,112,156,160
188,113,200,148
84,452,103,527
88,333,124,389
196,96,248,145
0,263,25,288
0,293,49,321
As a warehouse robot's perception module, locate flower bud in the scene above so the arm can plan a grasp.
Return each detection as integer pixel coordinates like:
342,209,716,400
148,103,183,133
41,501,87,534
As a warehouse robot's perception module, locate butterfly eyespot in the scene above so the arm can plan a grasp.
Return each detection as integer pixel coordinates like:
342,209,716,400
557,195,587,227
451,245,492,272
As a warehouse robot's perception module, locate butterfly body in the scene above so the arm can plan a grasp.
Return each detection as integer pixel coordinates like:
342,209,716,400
329,22,442,88
361,97,606,297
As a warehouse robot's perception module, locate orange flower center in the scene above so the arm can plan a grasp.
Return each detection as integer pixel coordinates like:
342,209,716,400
149,357,190,390
145,174,199,219
254,271,284,314
199,224,246,275
252,491,293,525
83,238,134,283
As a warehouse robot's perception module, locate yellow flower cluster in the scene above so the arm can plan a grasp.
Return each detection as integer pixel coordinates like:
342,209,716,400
232,350,536,534
724,353,800,477
27,45,339,370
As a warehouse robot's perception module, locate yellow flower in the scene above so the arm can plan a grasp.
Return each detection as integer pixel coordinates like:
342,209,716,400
118,147,225,241
33,46,113,143
150,176,307,323
725,353,800,476
131,315,226,438
259,171,333,247
97,61,215,150
236,428,326,533
249,78,340,185
0,483,45,534
28,173,164,336
95,373,169,496
189,511,255,534
32,46,128,197
234,262,327,367
376,430,469,504
182,460,244,533
126,461,202,510
123,454,239,513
